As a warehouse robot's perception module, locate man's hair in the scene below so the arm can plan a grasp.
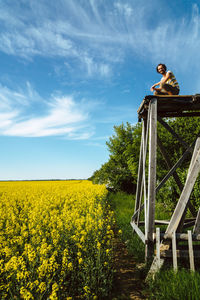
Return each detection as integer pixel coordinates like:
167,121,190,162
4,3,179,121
156,63,167,73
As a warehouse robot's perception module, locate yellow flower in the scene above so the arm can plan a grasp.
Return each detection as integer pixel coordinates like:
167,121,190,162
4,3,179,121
78,257,83,264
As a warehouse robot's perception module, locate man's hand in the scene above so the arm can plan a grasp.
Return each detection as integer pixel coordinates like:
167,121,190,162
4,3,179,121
150,85,156,92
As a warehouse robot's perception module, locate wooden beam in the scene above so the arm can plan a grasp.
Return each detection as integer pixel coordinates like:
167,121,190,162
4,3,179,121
172,231,178,271
158,112,200,118
146,98,157,259
160,232,200,241
143,112,150,232
164,145,200,239
157,135,196,217
177,137,200,232
188,230,195,271
160,250,200,258
156,146,191,193
130,221,145,244
158,116,190,150
134,126,144,213
156,227,161,269
193,208,200,234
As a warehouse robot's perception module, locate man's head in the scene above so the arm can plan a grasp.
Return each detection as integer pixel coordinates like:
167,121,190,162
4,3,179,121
156,63,167,74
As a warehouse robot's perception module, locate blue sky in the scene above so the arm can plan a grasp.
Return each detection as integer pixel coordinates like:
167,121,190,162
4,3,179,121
0,0,200,180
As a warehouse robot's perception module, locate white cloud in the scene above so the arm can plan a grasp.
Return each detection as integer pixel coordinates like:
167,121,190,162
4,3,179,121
114,2,133,17
82,55,111,77
0,84,94,139
0,1,200,76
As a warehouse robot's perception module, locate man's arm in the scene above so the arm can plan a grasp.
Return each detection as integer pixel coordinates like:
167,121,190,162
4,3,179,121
150,81,161,91
160,71,171,84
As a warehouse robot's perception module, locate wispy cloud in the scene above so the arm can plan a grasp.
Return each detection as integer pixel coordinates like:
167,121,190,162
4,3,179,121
0,2,199,88
0,83,95,139
0,1,200,76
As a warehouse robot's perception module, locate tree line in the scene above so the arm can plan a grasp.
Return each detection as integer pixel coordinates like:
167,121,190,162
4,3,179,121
89,117,200,210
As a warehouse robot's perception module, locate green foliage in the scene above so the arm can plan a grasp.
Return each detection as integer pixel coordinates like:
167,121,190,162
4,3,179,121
90,122,142,193
157,116,200,209
91,116,200,207
149,269,200,300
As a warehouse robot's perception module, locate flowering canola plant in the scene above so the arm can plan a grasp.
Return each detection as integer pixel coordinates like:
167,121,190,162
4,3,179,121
0,180,114,299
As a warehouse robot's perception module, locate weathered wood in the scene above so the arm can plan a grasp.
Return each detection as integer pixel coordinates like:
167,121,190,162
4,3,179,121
159,111,200,118
177,138,200,232
135,94,200,274
157,116,189,150
160,232,200,241
135,127,144,212
188,230,195,271
146,98,157,259
157,136,196,217
146,256,165,281
193,208,200,234
134,126,144,226
187,138,200,181
172,231,178,271
156,146,192,193
131,204,144,221
130,221,145,244
140,220,170,226
160,250,200,258
164,146,200,239
138,94,200,120
156,228,160,268
142,107,150,233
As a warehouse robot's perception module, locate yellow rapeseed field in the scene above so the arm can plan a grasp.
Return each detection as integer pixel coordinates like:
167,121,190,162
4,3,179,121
0,180,114,299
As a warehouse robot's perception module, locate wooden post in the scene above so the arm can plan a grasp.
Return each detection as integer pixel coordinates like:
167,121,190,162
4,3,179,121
172,231,178,271
143,116,149,232
188,230,195,271
165,144,200,239
146,98,157,259
134,127,144,213
193,208,200,234
156,227,160,268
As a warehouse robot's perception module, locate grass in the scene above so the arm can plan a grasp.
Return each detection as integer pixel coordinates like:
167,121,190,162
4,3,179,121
149,269,200,300
109,191,200,300
108,191,145,262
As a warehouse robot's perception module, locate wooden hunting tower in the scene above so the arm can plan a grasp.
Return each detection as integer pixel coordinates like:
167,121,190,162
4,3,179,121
131,94,200,272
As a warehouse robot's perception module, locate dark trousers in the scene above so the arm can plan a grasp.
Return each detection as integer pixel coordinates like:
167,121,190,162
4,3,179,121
155,83,180,95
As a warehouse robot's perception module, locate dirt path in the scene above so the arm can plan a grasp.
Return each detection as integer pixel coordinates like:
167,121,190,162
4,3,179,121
110,237,148,299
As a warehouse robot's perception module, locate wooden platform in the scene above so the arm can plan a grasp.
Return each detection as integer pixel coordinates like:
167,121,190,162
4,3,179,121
138,94,200,120
132,94,200,273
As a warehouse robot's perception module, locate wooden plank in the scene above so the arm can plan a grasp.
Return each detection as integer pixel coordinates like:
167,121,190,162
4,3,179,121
131,204,144,222
134,126,144,214
186,138,200,181
143,108,150,233
146,98,157,258
164,147,200,239
188,230,195,271
177,137,200,232
172,231,178,271
157,117,189,150
160,250,200,258
193,208,200,234
130,221,145,244
160,232,200,241
146,256,165,281
140,220,170,226
158,112,200,118
156,228,160,268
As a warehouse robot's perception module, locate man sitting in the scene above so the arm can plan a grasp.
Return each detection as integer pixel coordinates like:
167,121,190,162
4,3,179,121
150,64,180,95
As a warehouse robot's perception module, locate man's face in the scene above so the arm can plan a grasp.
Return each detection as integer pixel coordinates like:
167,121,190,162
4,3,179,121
157,65,165,74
